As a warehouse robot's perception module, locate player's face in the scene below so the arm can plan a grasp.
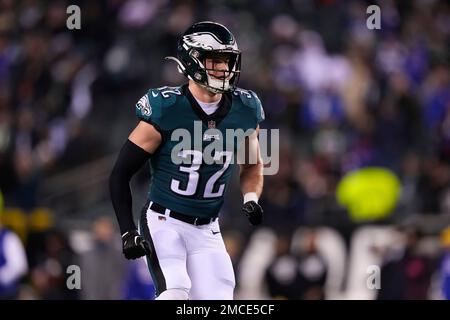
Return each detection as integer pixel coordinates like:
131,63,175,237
204,54,232,80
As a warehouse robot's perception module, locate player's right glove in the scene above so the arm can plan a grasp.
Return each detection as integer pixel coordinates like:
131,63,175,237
121,230,151,259
242,201,263,226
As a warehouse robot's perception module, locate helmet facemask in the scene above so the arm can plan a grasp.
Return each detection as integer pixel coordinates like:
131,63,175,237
198,51,241,93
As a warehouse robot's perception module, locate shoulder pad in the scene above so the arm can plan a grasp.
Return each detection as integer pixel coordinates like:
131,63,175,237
233,88,265,123
135,86,183,127
151,86,183,108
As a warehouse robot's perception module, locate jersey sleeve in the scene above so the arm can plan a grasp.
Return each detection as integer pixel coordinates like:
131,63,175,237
135,87,182,132
250,90,265,125
234,88,265,129
135,89,162,131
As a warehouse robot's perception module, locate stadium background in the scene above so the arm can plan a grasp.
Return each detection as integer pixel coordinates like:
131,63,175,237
0,0,449,299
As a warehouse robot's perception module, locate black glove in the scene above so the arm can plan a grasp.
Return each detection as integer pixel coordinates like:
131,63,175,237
242,201,263,226
121,230,151,259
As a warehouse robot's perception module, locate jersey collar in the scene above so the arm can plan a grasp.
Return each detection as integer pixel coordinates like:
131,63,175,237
182,84,232,127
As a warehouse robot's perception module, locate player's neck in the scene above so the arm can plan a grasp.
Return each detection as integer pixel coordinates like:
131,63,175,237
189,81,222,104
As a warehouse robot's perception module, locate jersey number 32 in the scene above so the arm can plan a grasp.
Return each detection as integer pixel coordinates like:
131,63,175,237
170,150,233,198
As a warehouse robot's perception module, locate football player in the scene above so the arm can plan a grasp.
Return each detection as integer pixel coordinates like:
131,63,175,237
110,21,264,300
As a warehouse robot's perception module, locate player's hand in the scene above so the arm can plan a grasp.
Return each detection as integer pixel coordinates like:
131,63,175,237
121,230,151,259
242,201,263,226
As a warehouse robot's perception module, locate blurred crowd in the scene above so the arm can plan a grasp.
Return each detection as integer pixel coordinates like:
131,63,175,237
0,0,449,300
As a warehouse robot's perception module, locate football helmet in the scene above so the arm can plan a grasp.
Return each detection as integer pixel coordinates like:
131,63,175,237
166,21,241,93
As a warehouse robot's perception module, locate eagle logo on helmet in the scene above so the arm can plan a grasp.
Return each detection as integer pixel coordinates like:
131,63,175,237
183,32,237,51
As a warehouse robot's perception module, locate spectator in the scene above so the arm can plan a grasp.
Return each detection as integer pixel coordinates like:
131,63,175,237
29,229,78,300
378,228,433,300
0,217,28,299
122,258,155,300
296,229,328,300
264,233,303,299
440,227,450,300
80,216,125,300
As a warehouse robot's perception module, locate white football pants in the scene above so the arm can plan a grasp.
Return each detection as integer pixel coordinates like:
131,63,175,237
139,203,235,300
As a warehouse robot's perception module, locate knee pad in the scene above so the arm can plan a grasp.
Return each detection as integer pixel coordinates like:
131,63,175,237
156,288,189,300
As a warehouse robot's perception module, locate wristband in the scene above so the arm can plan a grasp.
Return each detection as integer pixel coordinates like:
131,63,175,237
243,192,258,204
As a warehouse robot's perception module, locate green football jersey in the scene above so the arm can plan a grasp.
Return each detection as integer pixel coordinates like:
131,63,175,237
135,84,264,218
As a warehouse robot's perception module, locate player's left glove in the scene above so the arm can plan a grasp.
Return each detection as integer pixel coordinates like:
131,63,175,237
242,201,263,226
121,230,151,260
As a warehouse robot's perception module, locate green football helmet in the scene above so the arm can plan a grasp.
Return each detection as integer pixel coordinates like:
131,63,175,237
166,21,241,93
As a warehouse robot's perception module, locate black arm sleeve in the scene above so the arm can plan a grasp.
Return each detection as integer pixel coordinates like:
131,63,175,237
109,139,151,235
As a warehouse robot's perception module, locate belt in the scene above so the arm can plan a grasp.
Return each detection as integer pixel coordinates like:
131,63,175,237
149,201,217,226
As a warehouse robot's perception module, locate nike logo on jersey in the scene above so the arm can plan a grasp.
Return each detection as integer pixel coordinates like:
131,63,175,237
152,91,159,97
211,230,220,235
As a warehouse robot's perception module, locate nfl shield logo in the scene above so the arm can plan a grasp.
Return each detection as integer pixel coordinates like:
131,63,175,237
208,120,216,129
